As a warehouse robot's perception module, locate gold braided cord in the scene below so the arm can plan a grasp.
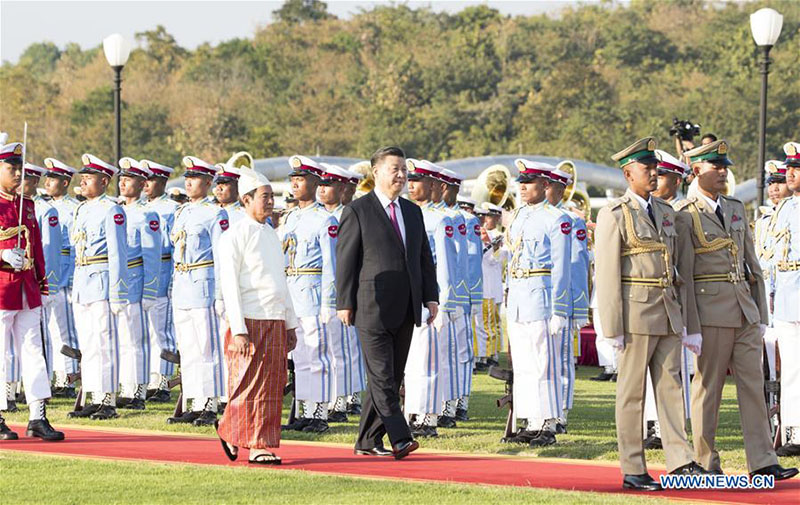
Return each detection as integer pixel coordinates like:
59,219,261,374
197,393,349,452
171,230,187,265
619,204,668,256
686,203,738,256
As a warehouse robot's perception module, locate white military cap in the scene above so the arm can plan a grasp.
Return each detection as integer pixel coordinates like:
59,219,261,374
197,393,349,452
473,206,488,216
216,164,241,183
0,132,23,164
655,149,688,178
457,195,477,206
514,159,554,182
44,157,77,178
439,168,463,186
81,153,118,177
482,202,503,215
238,167,271,195
288,155,324,178
548,168,573,186
140,160,173,179
784,141,800,167
319,163,351,185
406,158,441,180
23,162,46,178
119,157,152,179
182,156,217,177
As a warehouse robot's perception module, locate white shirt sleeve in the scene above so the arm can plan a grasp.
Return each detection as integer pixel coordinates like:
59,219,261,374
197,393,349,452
219,230,247,336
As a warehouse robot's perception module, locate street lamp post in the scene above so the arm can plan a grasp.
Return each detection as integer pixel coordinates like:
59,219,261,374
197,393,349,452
102,34,132,165
749,8,783,208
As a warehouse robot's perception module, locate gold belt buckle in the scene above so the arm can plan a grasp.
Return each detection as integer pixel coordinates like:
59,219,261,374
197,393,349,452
513,268,524,279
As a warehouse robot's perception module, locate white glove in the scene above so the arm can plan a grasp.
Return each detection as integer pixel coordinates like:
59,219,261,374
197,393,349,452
41,294,56,308
319,306,337,322
549,314,567,336
433,310,446,332
682,332,703,356
141,297,157,312
759,324,767,338
109,302,126,315
607,335,625,350
214,299,225,319
1,248,25,271
573,318,589,331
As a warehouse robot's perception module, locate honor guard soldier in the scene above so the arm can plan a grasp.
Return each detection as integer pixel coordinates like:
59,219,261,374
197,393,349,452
42,157,80,397
404,159,458,437
279,155,337,433
768,142,800,457
443,171,481,421
545,163,590,432
141,159,179,401
168,156,228,426
677,140,796,480
116,158,162,410
596,138,703,491
318,163,365,422
214,164,245,226
475,203,506,367
342,166,363,206
504,159,571,448
0,137,64,441
66,153,129,421
17,163,61,390
642,150,693,450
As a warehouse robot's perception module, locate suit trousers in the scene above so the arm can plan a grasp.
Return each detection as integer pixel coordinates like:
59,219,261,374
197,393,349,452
616,332,693,475
691,322,778,472
354,310,414,450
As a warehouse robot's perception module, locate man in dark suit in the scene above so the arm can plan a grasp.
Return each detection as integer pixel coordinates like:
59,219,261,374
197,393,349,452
336,146,438,460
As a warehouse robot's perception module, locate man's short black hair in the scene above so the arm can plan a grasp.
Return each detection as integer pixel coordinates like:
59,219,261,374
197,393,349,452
370,146,405,169
701,133,718,143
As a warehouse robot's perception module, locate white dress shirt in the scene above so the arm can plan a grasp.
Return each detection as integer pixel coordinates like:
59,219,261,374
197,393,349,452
627,189,653,213
219,214,298,336
696,190,720,212
374,187,406,247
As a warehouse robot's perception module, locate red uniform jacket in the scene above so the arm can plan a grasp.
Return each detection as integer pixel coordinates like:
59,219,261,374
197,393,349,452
0,191,47,310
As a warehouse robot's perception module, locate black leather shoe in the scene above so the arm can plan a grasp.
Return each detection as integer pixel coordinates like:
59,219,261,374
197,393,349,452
281,418,312,431
610,373,618,382
529,431,556,448
454,408,469,422
776,443,800,457
749,464,799,481
0,419,18,440
437,416,457,428
146,389,171,403
52,387,77,399
26,418,65,441
301,419,329,433
217,402,226,415
116,397,132,408
2,400,18,413
622,473,662,491
192,410,217,426
328,411,348,423
590,371,614,381
167,410,201,424
124,398,146,410
68,403,101,418
90,405,119,420
392,439,419,460
644,435,662,450
354,446,393,457
670,462,709,475
502,429,540,444
346,403,361,416
411,424,438,438
554,422,567,434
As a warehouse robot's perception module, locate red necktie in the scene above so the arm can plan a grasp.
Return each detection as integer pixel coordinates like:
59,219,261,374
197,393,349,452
389,202,404,246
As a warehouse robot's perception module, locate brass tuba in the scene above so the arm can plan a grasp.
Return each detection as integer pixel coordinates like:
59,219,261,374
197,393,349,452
225,151,254,170
349,160,374,196
555,160,578,205
471,164,516,211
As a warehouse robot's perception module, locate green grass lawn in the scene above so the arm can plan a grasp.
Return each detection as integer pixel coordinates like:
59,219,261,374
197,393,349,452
2,358,797,504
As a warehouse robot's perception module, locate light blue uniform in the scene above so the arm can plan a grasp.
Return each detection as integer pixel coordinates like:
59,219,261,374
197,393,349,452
45,195,80,377
118,200,162,391
280,202,337,411
71,195,129,396
170,198,228,402
33,196,62,379
221,201,246,227
405,203,458,418
145,194,179,378
505,201,571,425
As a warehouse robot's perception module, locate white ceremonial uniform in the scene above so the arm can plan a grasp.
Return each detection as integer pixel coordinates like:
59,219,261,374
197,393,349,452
33,196,61,380
475,228,506,360
505,201,572,428
171,197,228,410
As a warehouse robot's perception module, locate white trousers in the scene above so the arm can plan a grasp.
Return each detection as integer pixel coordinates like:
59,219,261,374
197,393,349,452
405,312,443,416
328,320,365,397
763,326,779,381
73,300,119,395
774,320,800,427
144,296,176,378
593,314,618,369
173,306,224,400
439,313,459,402
44,288,79,376
507,319,563,425
560,319,575,411
217,311,230,401
0,305,50,411
453,309,474,397
293,315,334,404
118,301,148,388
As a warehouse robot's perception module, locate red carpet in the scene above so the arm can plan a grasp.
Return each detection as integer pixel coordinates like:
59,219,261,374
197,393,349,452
3,424,797,504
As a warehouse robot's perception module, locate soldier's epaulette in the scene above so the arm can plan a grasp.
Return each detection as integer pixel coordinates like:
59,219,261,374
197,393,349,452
652,197,674,212
607,195,628,210
174,203,189,219
673,199,694,212
72,200,88,220
719,193,743,206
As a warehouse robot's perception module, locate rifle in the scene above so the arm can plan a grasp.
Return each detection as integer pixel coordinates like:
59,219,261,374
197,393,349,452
488,365,516,442
61,345,84,412
771,340,783,449
284,359,297,425
160,349,184,417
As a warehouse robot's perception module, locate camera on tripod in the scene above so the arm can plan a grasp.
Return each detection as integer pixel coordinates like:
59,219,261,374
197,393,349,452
669,118,701,141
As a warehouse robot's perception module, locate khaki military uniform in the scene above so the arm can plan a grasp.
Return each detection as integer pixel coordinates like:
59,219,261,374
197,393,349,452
595,189,694,475
675,194,777,472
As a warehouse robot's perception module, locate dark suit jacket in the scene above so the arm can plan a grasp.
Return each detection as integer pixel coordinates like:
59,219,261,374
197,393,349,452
335,190,438,329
